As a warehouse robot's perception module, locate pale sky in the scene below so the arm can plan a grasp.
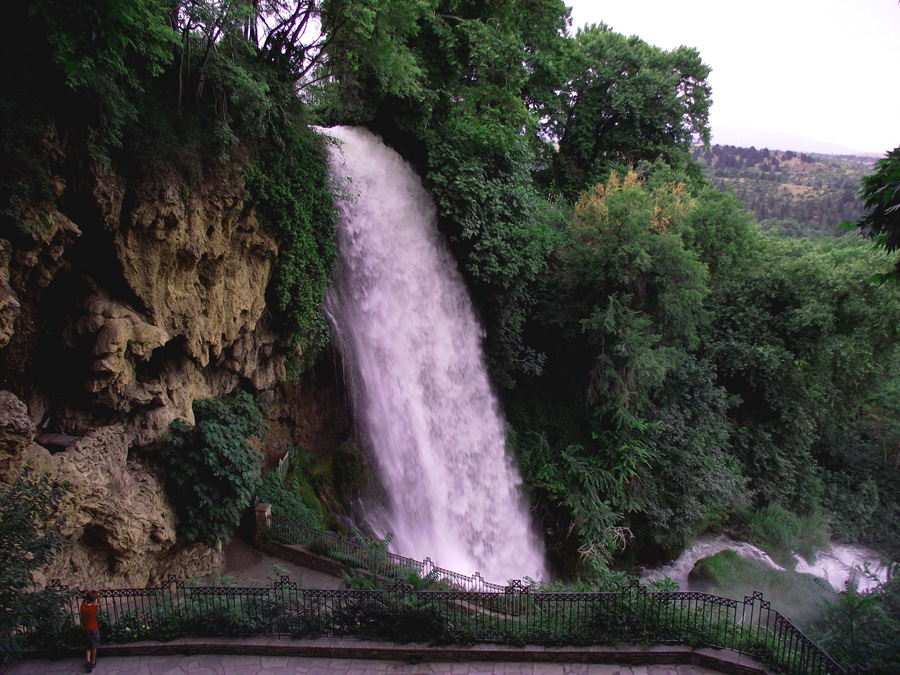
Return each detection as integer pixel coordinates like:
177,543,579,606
566,0,900,154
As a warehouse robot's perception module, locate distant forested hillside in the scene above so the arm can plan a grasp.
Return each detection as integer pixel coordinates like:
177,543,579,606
692,145,875,237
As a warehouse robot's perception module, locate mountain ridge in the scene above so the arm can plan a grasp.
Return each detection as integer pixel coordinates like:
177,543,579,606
711,126,885,157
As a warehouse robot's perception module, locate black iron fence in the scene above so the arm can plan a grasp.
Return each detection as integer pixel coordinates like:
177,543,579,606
39,577,850,675
267,515,507,592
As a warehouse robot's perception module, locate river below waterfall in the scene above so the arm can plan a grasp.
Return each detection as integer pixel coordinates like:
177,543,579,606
642,534,888,592
321,126,546,583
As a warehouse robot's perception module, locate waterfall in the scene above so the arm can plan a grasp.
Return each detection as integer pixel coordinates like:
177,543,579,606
321,126,546,583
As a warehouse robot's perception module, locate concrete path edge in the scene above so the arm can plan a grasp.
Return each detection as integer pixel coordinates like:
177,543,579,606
22,638,772,674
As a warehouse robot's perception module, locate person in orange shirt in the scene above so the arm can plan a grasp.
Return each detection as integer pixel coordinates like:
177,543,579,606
79,590,100,672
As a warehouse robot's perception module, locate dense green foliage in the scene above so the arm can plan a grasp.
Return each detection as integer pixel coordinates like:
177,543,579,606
812,572,900,674
855,145,900,278
551,26,711,199
502,170,900,573
693,145,873,238
2,0,338,350
255,448,324,529
7,3,900,663
243,123,337,351
0,467,67,665
162,393,267,545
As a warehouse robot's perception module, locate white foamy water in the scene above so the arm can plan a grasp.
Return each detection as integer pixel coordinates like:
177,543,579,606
794,544,889,592
642,534,785,589
321,126,546,583
644,534,890,593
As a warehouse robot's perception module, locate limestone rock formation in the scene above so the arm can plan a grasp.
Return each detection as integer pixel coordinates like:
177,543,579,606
0,129,298,588
0,389,34,478
0,396,221,589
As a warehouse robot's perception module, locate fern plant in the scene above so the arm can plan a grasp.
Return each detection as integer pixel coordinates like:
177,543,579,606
330,529,420,589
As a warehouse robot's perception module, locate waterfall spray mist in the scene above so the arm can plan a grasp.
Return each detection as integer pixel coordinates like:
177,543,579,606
322,126,546,582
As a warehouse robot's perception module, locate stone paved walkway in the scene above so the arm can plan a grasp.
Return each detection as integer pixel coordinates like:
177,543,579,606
3,654,724,675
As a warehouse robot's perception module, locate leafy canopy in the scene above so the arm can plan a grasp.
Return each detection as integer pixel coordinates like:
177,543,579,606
550,24,711,198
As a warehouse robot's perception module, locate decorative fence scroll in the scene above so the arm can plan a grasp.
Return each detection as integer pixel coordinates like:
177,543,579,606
41,577,852,675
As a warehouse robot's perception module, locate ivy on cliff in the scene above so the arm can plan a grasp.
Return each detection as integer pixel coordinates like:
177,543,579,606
243,120,337,353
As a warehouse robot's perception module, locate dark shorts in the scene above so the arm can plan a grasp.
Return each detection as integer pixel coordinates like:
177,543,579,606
83,629,99,650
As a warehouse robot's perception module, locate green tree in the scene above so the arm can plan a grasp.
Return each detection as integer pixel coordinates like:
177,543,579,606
161,392,267,546
563,172,707,414
855,145,900,277
704,235,900,513
0,466,67,666
510,171,726,567
550,25,711,198
24,0,179,146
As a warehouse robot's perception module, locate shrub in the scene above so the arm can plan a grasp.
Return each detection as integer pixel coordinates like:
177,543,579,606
98,602,180,643
162,392,267,546
0,466,68,666
255,470,322,529
747,503,829,567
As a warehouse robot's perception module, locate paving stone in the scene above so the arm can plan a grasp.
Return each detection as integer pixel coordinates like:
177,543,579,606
180,668,222,675
261,657,290,668
562,666,588,675
2,645,756,675
224,665,263,675
587,666,630,675
227,656,265,666
189,654,227,669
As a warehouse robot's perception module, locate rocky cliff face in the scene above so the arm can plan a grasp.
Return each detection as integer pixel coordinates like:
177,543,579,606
0,123,348,589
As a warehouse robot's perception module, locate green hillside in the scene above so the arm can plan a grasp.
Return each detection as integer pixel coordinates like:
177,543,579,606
692,145,875,237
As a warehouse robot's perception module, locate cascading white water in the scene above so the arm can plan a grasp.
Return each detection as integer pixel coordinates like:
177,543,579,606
643,534,890,593
794,544,889,592
321,126,546,583
642,534,786,590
